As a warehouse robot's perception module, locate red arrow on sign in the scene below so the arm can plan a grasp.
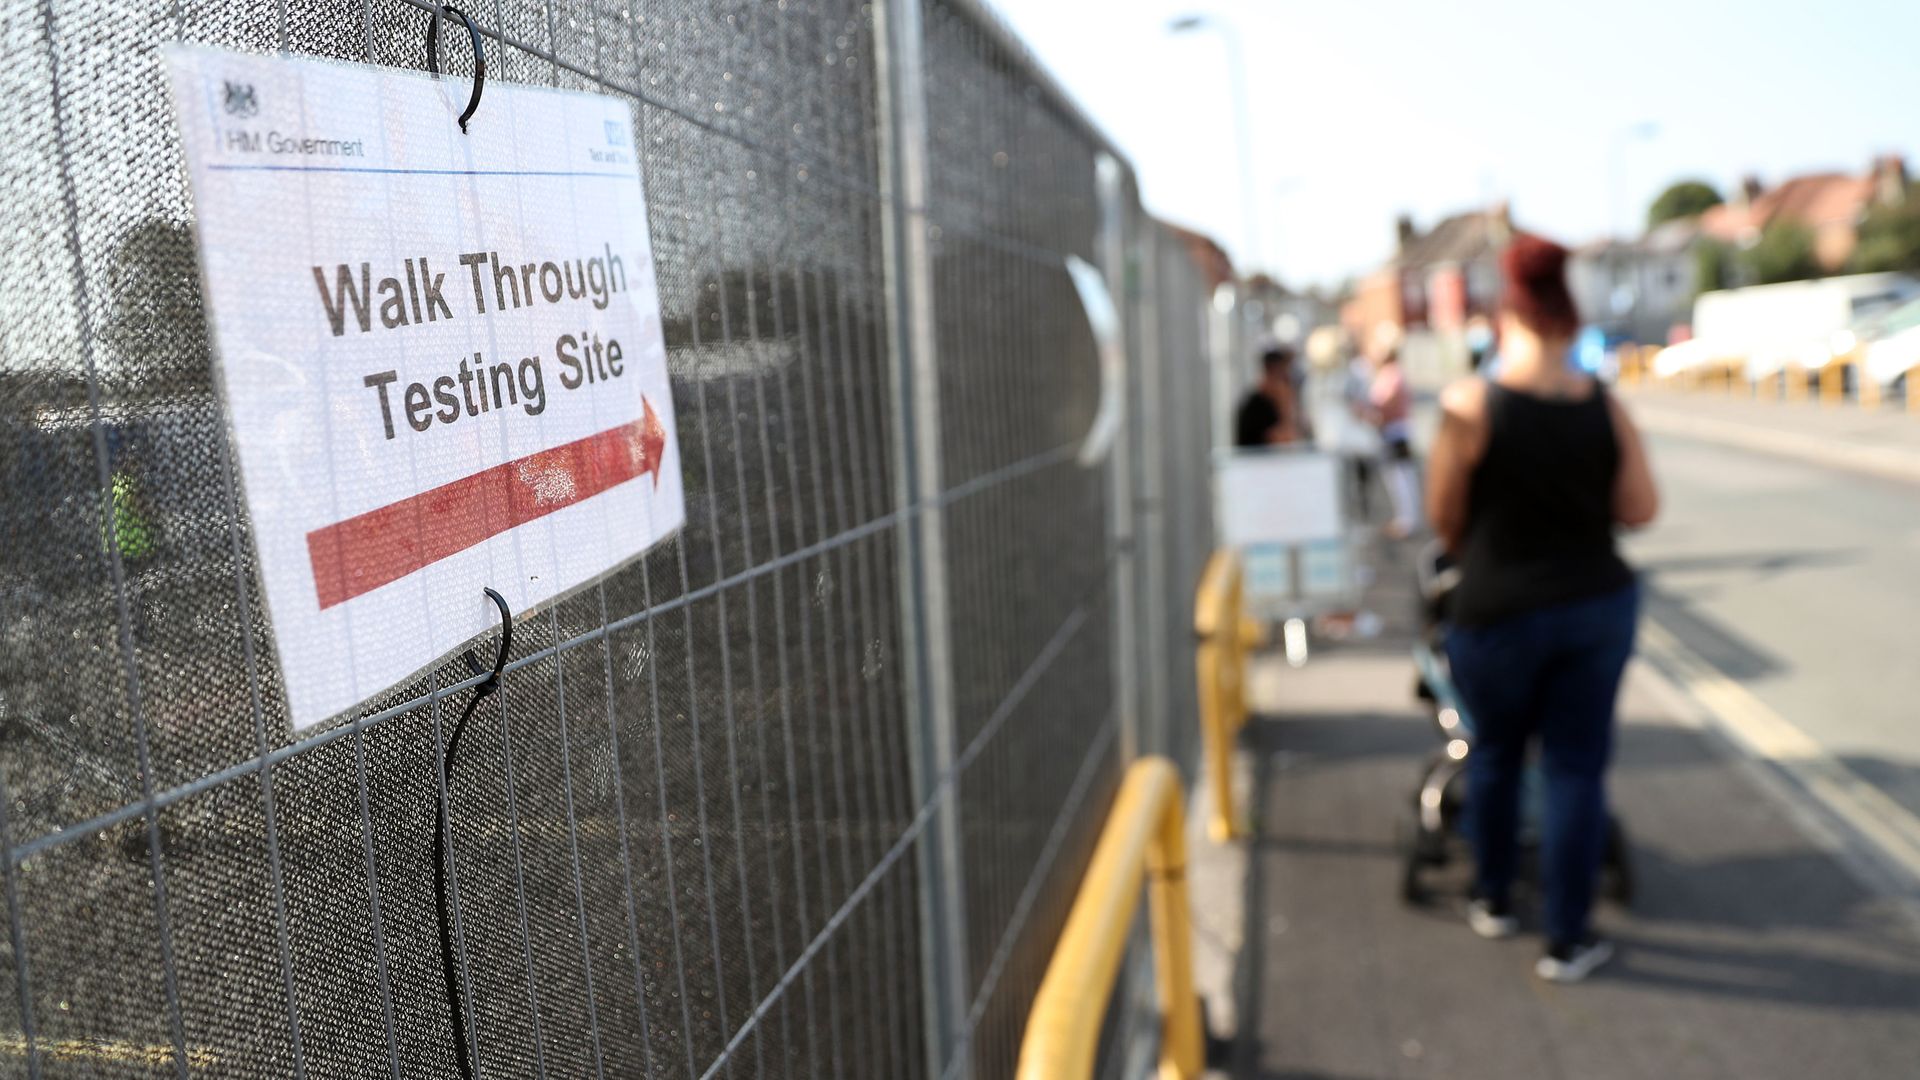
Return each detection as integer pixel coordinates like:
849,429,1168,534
306,396,670,610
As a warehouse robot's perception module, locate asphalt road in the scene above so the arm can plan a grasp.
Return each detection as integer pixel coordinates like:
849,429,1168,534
1625,431,1920,821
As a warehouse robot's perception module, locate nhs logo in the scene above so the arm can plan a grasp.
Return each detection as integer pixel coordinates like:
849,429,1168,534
605,120,628,147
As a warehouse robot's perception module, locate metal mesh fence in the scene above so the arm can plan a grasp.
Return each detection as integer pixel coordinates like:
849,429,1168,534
0,1,1226,1077
1148,220,1222,775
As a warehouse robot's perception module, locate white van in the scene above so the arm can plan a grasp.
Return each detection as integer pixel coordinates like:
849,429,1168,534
1684,272,1920,381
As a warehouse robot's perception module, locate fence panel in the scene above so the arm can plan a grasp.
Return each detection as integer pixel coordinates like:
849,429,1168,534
1151,221,1222,776
914,3,1129,1076
0,2,1222,1077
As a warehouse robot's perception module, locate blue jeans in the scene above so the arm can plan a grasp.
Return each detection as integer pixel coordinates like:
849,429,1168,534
1446,583,1639,946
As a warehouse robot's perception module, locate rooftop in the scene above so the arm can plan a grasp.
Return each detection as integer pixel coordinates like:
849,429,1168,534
1396,204,1517,269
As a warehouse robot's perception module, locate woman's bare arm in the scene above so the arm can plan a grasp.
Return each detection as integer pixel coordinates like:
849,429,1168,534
1606,394,1659,527
1425,379,1488,552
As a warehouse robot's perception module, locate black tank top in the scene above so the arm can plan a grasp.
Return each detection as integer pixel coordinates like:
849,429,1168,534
1450,381,1634,627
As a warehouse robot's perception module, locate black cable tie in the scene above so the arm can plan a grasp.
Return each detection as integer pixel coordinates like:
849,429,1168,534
426,4,486,133
433,587,511,1080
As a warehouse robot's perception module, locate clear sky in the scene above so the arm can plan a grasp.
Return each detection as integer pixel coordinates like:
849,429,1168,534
991,0,1920,289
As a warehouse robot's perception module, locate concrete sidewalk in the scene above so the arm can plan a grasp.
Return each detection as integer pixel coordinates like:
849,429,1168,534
1619,386,1920,485
1230,542,1920,1079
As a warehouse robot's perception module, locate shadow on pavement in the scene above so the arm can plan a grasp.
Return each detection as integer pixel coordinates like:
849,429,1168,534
1248,1072,1390,1080
1639,548,1862,582
1641,584,1787,681
1230,676,1920,1079
1837,754,1920,825
1608,927,1920,1012
1639,547,1920,820
1249,711,1429,765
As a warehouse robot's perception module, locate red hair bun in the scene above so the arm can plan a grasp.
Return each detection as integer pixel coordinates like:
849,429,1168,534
1500,233,1580,338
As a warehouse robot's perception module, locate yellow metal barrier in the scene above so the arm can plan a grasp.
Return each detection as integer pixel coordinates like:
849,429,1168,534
1194,549,1256,841
1015,554,1262,1077
1015,757,1204,1080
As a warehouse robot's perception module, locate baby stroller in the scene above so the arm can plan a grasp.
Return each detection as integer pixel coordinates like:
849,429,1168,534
1403,543,1634,906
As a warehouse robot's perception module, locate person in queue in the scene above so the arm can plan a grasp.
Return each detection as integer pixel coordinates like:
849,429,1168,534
1365,328,1419,538
1235,344,1302,448
1424,232,1660,983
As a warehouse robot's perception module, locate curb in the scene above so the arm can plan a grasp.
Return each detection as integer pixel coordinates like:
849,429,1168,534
1625,399,1920,486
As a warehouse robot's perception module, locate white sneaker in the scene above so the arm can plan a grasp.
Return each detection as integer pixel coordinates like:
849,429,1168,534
1535,939,1614,983
1466,899,1518,940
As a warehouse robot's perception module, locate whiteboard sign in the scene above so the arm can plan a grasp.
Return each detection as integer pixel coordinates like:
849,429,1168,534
167,47,685,730
1216,451,1343,547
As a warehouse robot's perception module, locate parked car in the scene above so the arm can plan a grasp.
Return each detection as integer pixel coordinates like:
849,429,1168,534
1859,296,1920,393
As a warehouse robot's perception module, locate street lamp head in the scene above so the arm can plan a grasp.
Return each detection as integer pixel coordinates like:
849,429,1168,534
1167,14,1209,33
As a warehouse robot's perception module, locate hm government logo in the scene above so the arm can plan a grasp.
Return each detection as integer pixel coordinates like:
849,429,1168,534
222,80,259,118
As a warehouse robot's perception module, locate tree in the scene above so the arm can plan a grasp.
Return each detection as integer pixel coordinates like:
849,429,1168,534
1694,239,1733,296
1647,180,1724,230
1739,221,1821,285
1851,185,1920,274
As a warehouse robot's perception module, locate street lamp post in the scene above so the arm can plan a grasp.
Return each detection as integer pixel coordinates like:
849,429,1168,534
1270,176,1303,280
1169,14,1261,276
1609,121,1660,239
1609,121,1659,342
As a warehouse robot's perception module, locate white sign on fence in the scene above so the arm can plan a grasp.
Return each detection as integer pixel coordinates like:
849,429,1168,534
1216,450,1343,547
167,47,685,730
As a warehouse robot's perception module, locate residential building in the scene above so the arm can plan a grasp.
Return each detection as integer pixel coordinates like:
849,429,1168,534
1242,273,1336,347
1567,217,1700,344
1699,155,1908,272
1163,223,1237,290
1341,202,1515,342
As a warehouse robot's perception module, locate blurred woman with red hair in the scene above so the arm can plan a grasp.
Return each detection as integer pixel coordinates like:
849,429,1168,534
1425,232,1659,983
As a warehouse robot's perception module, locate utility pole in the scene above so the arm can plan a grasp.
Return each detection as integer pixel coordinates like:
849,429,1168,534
1610,121,1659,342
1169,14,1262,276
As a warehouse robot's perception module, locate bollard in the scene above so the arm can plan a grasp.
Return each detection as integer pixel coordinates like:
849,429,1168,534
1820,360,1848,406
1620,345,1645,386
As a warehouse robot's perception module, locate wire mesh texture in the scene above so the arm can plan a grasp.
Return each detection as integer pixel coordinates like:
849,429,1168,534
0,1,1224,1077
1147,220,1222,777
